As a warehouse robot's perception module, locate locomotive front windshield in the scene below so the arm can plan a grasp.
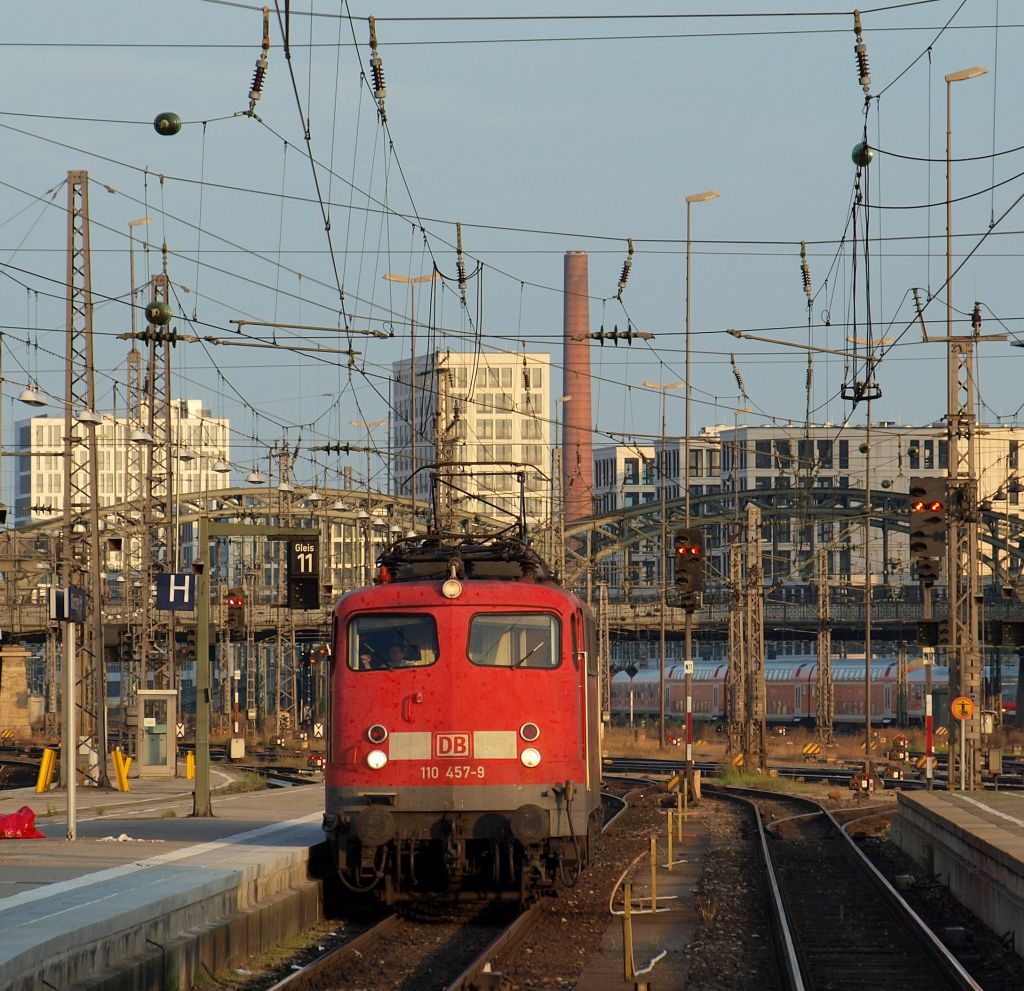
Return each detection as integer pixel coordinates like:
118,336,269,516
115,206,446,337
349,614,439,670
468,613,560,668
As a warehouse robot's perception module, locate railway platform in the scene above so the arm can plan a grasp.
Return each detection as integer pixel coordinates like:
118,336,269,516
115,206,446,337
572,808,711,990
0,767,326,991
892,790,1024,961
1,768,716,991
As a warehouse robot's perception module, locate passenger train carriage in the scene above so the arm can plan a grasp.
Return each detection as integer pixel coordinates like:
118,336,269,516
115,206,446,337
322,534,604,903
611,658,1019,727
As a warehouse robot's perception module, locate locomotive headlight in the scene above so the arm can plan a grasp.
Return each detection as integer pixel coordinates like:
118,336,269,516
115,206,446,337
366,724,389,744
441,578,463,599
519,722,541,742
520,747,541,768
366,749,388,770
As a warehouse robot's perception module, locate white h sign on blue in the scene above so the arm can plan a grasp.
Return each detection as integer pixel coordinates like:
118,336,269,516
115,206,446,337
156,573,196,612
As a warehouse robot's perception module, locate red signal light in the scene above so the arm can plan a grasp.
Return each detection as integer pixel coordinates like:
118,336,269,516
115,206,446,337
927,499,943,512
911,499,925,512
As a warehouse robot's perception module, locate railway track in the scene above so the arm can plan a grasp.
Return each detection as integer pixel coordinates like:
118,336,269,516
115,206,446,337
259,786,635,990
719,787,982,991
263,901,530,991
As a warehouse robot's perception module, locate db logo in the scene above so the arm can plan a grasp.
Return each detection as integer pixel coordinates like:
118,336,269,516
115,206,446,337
434,733,471,758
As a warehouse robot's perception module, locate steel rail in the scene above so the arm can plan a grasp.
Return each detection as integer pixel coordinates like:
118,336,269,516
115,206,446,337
261,914,400,991
722,786,984,991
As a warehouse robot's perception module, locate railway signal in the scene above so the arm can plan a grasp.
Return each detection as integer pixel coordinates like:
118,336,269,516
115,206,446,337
673,528,705,596
226,588,245,640
916,617,951,647
991,620,1024,647
908,477,946,586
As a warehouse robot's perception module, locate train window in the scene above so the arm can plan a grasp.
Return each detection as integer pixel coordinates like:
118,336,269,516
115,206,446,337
468,613,560,669
348,614,439,671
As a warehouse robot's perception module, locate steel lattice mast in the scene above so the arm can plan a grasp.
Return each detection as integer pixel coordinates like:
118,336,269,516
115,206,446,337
142,273,175,689
62,170,108,787
744,504,767,771
815,548,834,744
726,542,746,756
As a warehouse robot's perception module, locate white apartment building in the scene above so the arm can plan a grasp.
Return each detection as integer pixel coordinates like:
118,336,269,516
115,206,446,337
716,420,1024,585
592,443,656,515
592,431,724,589
14,399,232,524
585,420,1024,591
391,351,552,525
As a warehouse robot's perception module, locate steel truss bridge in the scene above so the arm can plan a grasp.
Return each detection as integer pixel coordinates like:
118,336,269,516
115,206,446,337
562,484,1024,642
1,482,1022,645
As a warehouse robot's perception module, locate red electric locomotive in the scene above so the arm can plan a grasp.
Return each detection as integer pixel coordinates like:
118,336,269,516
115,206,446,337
322,532,604,903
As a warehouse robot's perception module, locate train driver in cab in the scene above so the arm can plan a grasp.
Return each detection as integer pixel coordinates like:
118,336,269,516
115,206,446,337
386,642,410,666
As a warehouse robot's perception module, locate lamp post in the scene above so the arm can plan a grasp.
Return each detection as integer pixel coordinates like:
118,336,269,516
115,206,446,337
683,189,719,776
128,216,152,338
945,65,987,791
945,67,986,343
383,271,439,530
643,379,683,749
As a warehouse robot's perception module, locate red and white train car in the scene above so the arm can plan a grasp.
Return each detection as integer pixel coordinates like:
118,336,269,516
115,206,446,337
322,535,604,903
610,658,970,727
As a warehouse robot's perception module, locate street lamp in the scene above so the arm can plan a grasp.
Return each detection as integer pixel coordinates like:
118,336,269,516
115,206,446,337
642,379,684,749
128,216,152,340
945,67,986,343
683,188,718,776
383,271,439,526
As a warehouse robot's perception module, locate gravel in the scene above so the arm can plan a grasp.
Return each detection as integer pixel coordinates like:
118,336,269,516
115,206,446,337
210,784,1024,991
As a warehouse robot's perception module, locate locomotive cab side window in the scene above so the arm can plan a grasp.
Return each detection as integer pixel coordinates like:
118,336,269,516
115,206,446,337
468,613,560,668
348,614,439,670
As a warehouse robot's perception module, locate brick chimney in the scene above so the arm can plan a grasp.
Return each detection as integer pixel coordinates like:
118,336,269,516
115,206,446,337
562,251,594,523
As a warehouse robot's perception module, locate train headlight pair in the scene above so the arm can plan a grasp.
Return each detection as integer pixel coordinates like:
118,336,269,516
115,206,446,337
520,747,541,768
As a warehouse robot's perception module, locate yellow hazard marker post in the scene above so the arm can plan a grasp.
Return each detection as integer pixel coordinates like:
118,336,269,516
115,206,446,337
112,748,133,792
35,747,57,793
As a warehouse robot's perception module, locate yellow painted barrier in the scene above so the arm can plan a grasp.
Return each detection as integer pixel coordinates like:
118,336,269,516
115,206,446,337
112,748,132,792
35,747,57,793
186,751,195,780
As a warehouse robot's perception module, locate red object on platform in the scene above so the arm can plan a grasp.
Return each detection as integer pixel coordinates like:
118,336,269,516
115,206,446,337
0,805,45,839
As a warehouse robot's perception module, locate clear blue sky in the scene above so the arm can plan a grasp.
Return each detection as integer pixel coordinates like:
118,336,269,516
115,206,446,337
1,1,1020,498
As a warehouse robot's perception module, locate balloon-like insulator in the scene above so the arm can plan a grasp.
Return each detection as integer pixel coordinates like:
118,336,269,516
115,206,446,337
153,112,182,136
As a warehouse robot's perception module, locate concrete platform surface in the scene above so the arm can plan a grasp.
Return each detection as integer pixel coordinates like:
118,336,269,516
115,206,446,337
0,770,327,991
572,810,709,991
2,773,712,991
893,789,1024,962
